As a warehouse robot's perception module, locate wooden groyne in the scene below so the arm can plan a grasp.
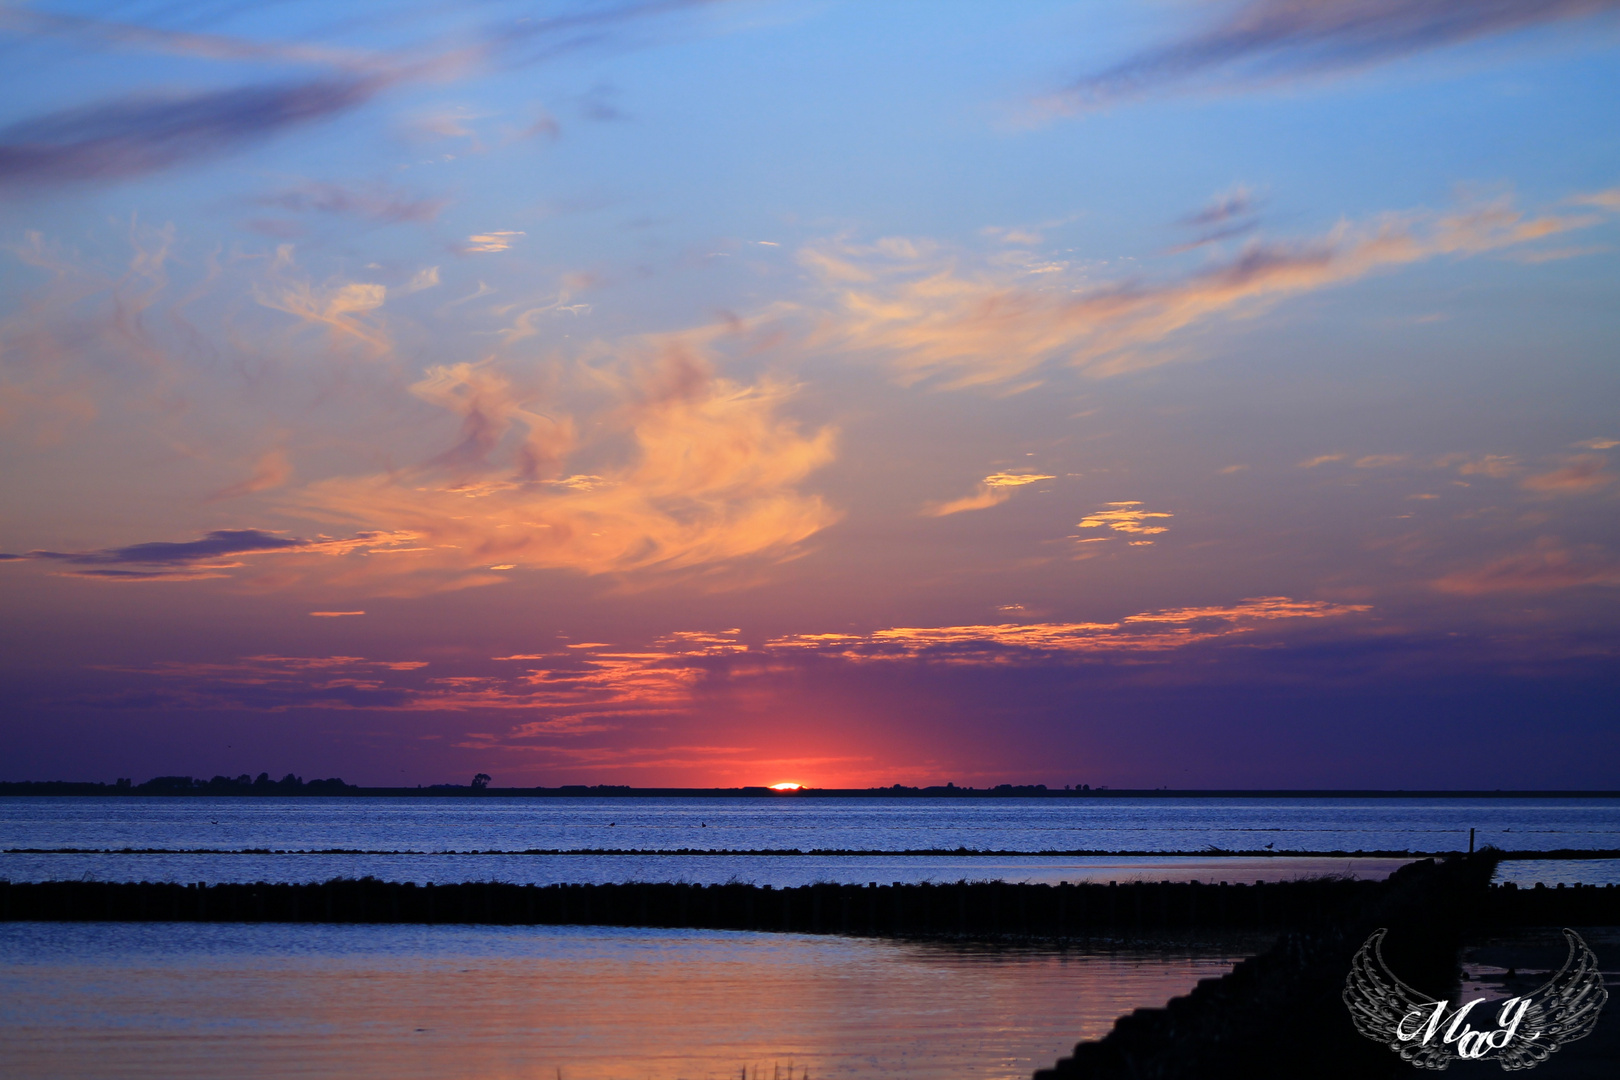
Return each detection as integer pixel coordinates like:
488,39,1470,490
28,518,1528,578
1,873,1615,935
0,876,1384,934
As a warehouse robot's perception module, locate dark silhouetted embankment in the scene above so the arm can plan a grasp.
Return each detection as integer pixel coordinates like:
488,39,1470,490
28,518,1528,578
0,876,1386,934
1032,852,1620,1080
2,870,1616,938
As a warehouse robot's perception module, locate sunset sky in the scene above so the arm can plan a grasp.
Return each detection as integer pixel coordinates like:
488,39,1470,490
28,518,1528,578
3,0,1618,789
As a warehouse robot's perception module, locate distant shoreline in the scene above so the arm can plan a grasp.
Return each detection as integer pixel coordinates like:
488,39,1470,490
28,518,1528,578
5,781,1620,799
7,846,1619,859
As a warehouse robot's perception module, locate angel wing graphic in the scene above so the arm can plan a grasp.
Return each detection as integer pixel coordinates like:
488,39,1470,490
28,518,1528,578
1343,927,1608,1071
1342,928,1456,1070
1493,928,1608,1071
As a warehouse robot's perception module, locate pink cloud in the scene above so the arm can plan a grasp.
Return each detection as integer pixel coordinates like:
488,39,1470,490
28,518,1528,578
1522,455,1613,494
1434,542,1620,595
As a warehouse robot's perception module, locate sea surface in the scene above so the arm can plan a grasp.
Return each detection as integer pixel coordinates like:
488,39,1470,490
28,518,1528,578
4,797,1617,1079
0,921,1261,1080
3,795,1617,885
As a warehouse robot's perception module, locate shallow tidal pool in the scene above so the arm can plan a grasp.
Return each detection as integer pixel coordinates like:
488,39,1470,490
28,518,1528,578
0,921,1259,1080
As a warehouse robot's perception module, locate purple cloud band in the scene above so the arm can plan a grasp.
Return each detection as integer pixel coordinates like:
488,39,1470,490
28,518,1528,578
0,77,388,187
5,529,309,566
1059,0,1620,110
0,0,716,188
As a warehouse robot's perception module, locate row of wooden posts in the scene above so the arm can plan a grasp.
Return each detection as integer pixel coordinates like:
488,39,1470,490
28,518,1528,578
4,877,1615,933
0,877,1376,933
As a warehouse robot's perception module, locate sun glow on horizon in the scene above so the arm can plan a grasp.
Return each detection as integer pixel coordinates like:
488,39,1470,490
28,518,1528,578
769,782,803,791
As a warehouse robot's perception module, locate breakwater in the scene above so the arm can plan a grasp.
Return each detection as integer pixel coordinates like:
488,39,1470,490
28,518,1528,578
1,877,1376,934
2,874,1616,934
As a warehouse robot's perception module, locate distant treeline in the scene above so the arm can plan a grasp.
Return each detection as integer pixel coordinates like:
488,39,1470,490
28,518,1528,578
0,778,1057,797
0,774,357,796
3,779,1619,798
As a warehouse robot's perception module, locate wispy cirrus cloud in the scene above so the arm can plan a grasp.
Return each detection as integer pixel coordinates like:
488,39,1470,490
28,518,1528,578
1434,541,1620,595
89,632,751,738
90,653,435,711
79,603,1372,760
254,181,447,224
766,596,1370,662
1168,186,1264,252
0,7,375,67
924,471,1054,516
252,247,392,355
1571,189,1620,211
1046,0,1620,115
0,1,720,188
1521,455,1614,494
1183,186,1260,228
1453,454,1521,479
801,191,1610,390
0,76,396,188
206,449,293,502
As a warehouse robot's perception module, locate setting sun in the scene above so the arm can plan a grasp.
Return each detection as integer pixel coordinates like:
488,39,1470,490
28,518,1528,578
769,783,803,791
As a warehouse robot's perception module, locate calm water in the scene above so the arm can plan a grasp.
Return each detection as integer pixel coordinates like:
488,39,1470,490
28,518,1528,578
0,921,1259,1080
6,796,1617,886
3,799,1614,1079
6,796,1618,852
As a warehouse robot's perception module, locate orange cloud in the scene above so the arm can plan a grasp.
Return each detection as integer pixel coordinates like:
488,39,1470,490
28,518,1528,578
206,448,292,501
656,629,749,655
0,280,835,588
800,194,1604,389
1571,188,1620,211
89,597,1372,745
282,344,839,592
98,641,727,735
253,247,389,355
462,230,525,254
766,596,1369,661
0,224,177,446
1076,501,1172,538
924,472,1054,516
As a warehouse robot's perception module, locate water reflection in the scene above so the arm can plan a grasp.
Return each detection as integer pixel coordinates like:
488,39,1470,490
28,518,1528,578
0,922,1261,1080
